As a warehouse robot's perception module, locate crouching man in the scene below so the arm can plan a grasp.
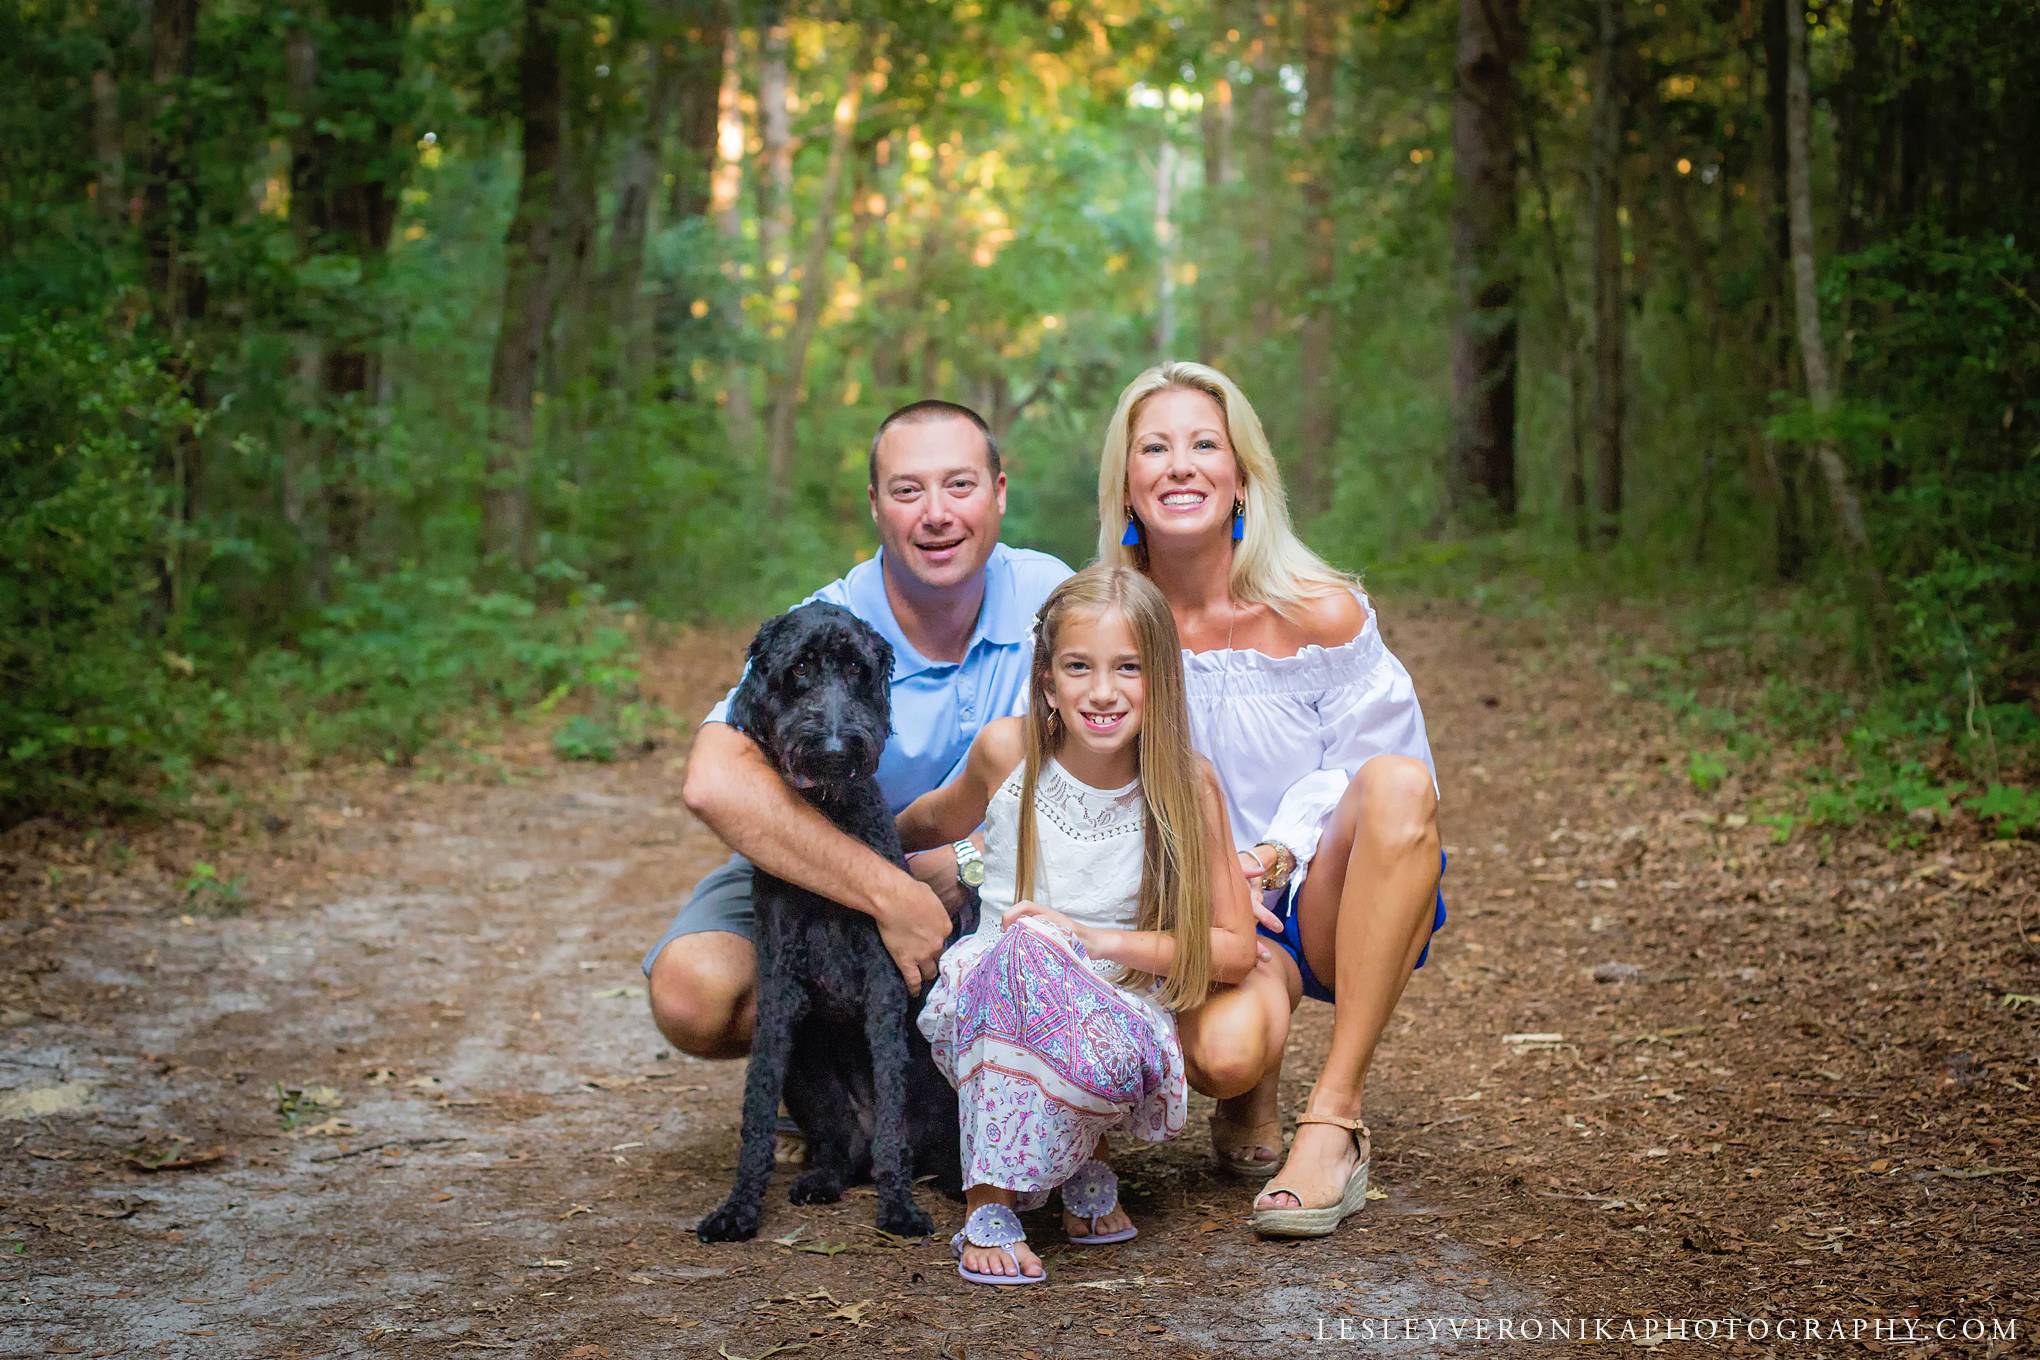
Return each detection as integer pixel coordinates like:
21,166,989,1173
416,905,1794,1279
645,401,1071,1057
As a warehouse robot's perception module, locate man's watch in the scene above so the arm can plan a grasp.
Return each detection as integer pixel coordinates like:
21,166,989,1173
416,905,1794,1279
953,838,986,889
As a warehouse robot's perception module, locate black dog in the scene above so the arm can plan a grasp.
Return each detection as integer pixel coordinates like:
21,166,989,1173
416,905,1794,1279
696,602,959,1244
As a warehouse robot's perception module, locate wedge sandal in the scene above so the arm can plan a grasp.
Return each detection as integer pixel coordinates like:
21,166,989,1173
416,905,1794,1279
1250,1112,1371,1239
1208,1109,1284,1181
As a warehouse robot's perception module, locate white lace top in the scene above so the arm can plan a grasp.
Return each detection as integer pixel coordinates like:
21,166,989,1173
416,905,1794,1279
1184,590,1436,887
970,757,1144,977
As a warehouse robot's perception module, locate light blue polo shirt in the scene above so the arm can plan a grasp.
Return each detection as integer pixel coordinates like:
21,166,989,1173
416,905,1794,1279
705,543,1073,812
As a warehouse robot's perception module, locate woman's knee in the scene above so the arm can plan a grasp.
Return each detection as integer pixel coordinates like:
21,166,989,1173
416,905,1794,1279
1354,755,1440,857
1181,985,1283,1097
647,938,755,1058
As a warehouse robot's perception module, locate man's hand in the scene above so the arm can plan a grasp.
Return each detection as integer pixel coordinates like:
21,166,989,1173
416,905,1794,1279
907,845,968,916
873,871,949,996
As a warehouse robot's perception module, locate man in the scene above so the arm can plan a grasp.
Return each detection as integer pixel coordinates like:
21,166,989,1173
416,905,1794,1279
645,400,1072,1059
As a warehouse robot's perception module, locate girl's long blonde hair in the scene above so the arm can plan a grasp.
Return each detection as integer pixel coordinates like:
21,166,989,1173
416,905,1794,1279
1013,565,1214,1011
1094,360,1355,616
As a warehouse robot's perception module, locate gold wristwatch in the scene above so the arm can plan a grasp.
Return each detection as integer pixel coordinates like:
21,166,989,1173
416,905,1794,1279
1255,841,1298,892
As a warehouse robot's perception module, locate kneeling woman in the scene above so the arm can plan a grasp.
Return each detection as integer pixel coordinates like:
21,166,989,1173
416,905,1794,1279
898,565,1261,1284
1098,361,1446,1238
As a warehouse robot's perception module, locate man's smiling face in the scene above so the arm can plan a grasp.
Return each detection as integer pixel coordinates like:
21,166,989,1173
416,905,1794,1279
868,414,1007,593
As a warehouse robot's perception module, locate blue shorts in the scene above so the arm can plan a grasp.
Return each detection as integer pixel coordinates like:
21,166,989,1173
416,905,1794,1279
1255,851,1447,1004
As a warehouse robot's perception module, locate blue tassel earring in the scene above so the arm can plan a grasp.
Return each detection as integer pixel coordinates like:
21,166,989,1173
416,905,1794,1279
1121,515,1143,547
1231,498,1245,541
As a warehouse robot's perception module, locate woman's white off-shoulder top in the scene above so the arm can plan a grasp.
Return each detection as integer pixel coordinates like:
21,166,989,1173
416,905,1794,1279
1183,590,1436,882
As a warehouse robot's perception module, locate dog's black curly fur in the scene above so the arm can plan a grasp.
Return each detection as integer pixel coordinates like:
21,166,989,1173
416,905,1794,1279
695,602,960,1244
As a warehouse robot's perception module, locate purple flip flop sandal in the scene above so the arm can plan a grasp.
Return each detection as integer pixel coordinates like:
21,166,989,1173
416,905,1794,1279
1062,1159,1138,1246
952,1203,1045,1285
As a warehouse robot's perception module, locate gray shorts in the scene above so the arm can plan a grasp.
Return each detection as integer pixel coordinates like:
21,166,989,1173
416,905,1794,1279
640,853,756,976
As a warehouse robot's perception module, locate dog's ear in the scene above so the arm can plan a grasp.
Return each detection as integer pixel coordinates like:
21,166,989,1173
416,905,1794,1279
865,631,895,736
728,610,795,741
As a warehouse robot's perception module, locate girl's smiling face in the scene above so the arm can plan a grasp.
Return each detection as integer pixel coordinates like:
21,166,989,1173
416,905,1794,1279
1045,607,1146,766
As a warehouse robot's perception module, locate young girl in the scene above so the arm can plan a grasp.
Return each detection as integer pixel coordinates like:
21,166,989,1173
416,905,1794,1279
898,564,1261,1285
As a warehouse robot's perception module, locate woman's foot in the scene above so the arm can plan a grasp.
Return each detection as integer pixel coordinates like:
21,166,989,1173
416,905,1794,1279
1062,1198,1135,1241
1254,1095,1368,1212
959,1188,1043,1280
1210,1068,1284,1178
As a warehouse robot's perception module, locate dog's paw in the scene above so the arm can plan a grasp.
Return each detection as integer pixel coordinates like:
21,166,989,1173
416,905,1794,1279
877,1199,934,1239
695,1202,761,1244
788,1167,845,1205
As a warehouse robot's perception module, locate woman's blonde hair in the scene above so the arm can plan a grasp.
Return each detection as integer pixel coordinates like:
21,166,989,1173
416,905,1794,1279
1094,360,1353,615
1013,564,1214,1011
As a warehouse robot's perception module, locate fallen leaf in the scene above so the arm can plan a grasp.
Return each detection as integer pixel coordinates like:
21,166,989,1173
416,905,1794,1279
560,1203,593,1220
718,1344,804,1360
286,1116,357,1139
127,1144,225,1173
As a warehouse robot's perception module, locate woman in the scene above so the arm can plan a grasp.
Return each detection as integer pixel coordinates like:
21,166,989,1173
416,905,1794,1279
1094,360,1445,1237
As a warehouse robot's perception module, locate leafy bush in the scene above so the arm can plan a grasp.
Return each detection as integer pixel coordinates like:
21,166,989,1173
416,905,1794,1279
253,563,642,764
0,317,201,818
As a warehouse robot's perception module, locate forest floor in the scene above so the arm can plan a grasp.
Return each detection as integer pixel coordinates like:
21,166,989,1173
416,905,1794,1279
3,603,2035,1359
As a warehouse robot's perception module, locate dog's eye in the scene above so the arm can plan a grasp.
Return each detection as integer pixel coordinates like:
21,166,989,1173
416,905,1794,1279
791,661,808,680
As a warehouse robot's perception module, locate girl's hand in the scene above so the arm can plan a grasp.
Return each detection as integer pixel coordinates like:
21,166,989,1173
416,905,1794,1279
1003,900,1090,950
1237,848,1268,885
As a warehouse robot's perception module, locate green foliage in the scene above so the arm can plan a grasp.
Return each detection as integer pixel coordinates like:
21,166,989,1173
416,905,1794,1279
253,565,641,765
1685,749,1730,794
1963,785,2040,840
0,317,203,819
180,860,247,914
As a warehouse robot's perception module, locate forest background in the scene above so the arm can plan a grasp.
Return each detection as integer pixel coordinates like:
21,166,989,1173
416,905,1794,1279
4,0,2035,840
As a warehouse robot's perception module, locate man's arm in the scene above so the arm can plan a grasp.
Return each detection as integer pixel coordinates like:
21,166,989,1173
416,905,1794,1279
680,721,948,993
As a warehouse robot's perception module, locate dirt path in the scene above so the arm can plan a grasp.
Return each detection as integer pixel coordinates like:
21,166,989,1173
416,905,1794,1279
4,605,2034,1358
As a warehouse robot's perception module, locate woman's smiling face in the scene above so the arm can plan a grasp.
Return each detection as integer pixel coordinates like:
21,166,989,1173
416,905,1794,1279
1124,386,1240,548
1045,607,1145,761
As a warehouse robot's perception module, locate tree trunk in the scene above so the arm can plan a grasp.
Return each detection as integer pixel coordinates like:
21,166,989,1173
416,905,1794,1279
709,22,757,461
1153,136,1178,358
604,0,689,390
1783,0,1889,640
140,0,204,619
1243,2,1280,358
755,7,793,291
763,35,873,513
1519,76,1587,548
668,4,725,223
482,0,564,570
1446,0,1520,525
1588,0,1624,545
295,0,409,577
1292,0,1339,512
1762,0,1807,577
92,69,124,226
1197,73,1233,367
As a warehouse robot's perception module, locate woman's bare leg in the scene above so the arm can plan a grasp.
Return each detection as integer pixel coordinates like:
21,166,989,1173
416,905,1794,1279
1255,755,1441,1211
1180,950,1299,1169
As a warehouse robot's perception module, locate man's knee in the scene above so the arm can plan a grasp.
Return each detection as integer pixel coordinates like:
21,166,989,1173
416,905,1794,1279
647,935,756,1059
1355,755,1440,856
